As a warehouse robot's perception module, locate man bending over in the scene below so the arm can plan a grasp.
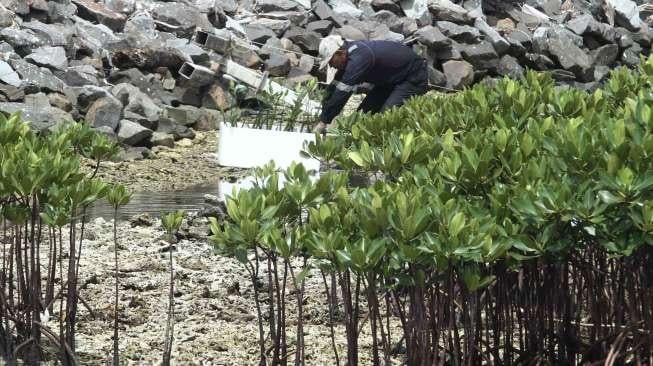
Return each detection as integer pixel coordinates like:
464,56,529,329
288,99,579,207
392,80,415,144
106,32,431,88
314,35,429,133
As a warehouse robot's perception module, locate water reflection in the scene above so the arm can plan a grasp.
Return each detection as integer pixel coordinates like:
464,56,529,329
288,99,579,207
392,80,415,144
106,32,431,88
86,181,222,221
86,171,369,221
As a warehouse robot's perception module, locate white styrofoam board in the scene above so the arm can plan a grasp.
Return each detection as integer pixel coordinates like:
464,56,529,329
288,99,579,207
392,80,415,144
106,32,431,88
217,122,320,171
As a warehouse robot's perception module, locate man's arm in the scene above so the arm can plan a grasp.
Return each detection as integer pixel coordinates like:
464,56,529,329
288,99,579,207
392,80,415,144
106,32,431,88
319,84,353,124
319,44,373,124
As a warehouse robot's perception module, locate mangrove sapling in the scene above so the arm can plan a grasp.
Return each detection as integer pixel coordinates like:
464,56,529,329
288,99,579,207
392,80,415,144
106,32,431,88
319,269,340,366
161,210,184,366
106,185,131,366
209,188,272,365
0,116,116,365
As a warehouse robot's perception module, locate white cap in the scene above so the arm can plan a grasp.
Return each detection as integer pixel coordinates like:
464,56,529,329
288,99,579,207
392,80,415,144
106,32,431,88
318,35,344,71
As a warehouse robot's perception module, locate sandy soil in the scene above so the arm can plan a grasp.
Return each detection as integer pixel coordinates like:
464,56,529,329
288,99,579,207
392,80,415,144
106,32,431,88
81,131,247,192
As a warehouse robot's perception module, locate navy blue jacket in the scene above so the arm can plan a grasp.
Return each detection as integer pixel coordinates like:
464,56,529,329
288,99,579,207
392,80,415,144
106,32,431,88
320,40,421,123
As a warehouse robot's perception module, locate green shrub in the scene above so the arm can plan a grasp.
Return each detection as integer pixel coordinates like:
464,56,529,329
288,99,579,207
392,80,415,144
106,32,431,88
0,114,121,365
211,57,653,364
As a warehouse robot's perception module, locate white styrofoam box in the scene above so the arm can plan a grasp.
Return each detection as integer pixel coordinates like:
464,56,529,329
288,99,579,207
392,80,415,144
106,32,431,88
217,122,320,171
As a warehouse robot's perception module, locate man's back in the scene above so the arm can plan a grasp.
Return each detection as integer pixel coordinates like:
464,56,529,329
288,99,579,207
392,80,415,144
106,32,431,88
343,40,420,87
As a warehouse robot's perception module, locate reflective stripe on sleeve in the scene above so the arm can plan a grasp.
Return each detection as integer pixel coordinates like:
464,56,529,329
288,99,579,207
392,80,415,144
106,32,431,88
335,81,356,92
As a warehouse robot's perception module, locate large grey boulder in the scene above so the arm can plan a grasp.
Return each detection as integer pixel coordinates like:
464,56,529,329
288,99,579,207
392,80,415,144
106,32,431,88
25,46,68,71
123,111,157,130
505,29,532,54
259,37,283,58
436,21,480,43
0,102,73,131
74,17,122,53
401,0,431,26
336,25,367,40
442,60,474,90
104,0,136,14
124,11,160,48
370,10,403,33
249,18,291,37
255,0,300,12
163,105,203,126
459,42,499,71
284,27,321,53
64,85,113,114
497,55,525,79
117,119,153,146
371,0,402,14
0,0,29,15
22,21,73,47
533,26,584,53
616,28,634,48
329,0,363,18
150,132,175,148
566,15,617,45
152,3,212,37
0,5,15,27
202,81,236,111
0,28,46,55
165,38,208,64
617,26,653,48
525,52,556,70
428,0,470,24
266,52,291,76
217,0,238,14
112,83,162,122
313,0,339,22
435,43,462,61
297,54,314,73
47,1,77,23
525,0,560,16
369,25,404,42
306,20,334,36
606,0,641,31
546,36,593,80
0,60,21,87
621,42,642,66
72,0,127,32
85,97,123,130
474,18,510,54
427,66,447,87
58,65,100,87
416,26,451,49
594,66,611,82
591,44,619,66
9,59,65,93
245,24,277,44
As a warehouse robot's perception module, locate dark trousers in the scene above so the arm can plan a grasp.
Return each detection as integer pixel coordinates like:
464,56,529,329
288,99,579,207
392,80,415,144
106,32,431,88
358,58,429,114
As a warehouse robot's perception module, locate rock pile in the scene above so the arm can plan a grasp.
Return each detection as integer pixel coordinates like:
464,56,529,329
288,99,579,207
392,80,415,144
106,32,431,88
0,0,651,154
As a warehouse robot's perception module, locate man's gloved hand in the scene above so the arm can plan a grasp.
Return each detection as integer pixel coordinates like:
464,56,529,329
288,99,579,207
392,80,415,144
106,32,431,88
358,82,375,93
